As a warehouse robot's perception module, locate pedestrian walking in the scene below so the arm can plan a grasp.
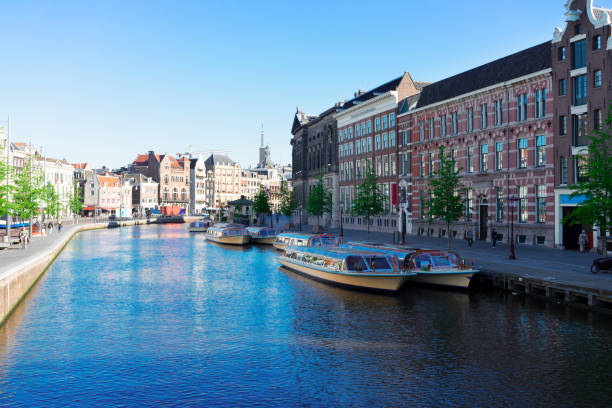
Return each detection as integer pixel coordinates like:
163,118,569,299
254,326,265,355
48,222,53,234
19,229,28,249
491,228,498,248
579,230,589,253
58,220,63,232
466,229,474,248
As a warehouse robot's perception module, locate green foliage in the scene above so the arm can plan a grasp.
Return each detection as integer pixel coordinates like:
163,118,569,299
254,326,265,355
0,144,10,218
565,105,612,255
351,160,386,239
42,183,61,219
427,146,466,250
11,160,43,221
69,181,84,215
253,185,271,217
279,180,297,217
306,170,332,226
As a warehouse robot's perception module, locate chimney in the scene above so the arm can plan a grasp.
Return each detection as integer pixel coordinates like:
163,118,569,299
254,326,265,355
354,89,366,98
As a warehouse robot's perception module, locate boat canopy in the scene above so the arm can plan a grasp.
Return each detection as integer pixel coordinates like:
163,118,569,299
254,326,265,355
246,227,276,237
207,226,249,236
343,243,461,269
285,246,398,272
276,232,312,240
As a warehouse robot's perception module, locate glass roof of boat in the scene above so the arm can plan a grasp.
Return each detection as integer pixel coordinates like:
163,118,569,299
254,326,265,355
286,246,394,260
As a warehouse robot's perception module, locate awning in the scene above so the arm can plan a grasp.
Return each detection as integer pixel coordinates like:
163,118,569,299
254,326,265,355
83,206,95,211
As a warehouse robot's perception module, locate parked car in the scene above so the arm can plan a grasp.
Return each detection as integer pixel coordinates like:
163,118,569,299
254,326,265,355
591,257,612,273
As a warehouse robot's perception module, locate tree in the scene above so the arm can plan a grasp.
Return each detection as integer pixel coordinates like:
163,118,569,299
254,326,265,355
253,185,270,225
69,181,84,216
564,105,612,256
42,183,61,222
351,160,386,240
279,180,297,217
11,160,42,225
0,143,11,219
306,169,332,229
427,146,467,251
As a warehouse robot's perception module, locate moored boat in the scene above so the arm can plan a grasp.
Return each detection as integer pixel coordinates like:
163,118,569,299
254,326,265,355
205,225,251,245
246,227,277,244
273,232,339,252
279,246,416,292
342,243,478,289
187,220,210,232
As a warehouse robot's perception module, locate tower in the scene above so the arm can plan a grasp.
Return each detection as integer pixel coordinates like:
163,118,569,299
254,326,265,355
258,124,266,166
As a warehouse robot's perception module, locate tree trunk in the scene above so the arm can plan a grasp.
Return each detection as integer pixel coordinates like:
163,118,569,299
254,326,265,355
447,222,451,251
367,217,370,240
601,226,608,256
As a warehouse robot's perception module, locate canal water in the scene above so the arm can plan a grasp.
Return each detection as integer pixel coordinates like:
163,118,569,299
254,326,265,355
0,225,611,407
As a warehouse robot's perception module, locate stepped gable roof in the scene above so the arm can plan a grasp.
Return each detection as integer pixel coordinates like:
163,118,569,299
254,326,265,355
416,41,551,109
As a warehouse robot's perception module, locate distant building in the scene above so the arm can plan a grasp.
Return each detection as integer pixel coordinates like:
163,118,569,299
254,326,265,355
34,156,75,218
189,156,207,215
204,153,242,208
83,174,122,216
130,151,190,215
127,173,158,217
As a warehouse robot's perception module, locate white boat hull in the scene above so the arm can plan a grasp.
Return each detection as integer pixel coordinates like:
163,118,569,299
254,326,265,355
205,234,251,245
188,227,208,232
279,257,409,292
273,243,287,252
407,271,474,289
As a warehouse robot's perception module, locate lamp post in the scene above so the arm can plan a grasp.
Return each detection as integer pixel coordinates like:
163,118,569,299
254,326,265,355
339,202,344,239
509,195,518,260
298,204,303,231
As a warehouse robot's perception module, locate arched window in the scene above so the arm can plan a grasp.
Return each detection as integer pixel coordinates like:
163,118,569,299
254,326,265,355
163,187,169,201
181,188,187,201
164,175,169,185
173,188,178,201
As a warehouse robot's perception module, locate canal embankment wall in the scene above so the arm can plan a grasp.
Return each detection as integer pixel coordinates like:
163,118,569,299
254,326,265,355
0,219,149,325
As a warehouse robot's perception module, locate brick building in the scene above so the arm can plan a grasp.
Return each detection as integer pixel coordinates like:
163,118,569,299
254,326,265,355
552,0,612,250
400,43,555,246
291,105,340,226
130,151,190,215
335,72,423,233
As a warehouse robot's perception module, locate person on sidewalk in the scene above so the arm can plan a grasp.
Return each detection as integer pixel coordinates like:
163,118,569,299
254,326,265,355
19,229,28,249
466,228,474,248
491,228,498,248
58,220,63,232
48,222,53,234
579,230,589,253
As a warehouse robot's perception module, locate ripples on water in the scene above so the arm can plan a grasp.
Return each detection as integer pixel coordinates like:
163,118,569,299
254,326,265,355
0,225,610,407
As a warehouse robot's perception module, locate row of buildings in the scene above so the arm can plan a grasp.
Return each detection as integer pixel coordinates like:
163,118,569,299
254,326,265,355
2,129,291,219
291,0,610,250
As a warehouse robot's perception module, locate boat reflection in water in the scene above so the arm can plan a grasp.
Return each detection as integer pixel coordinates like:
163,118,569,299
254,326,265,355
342,243,478,289
246,227,277,245
279,246,416,292
273,233,339,252
205,223,250,246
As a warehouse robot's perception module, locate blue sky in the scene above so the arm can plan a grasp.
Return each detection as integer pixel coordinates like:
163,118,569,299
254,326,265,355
0,0,571,169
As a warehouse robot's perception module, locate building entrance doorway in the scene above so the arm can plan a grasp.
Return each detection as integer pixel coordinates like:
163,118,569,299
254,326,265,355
479,202,488,240
562,207,585,250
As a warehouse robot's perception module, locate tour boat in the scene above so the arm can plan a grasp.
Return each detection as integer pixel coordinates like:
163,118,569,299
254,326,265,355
273,233,339,252
205,225,251,245
342,242,478,289
279,246,416,292
246,227,277,244
187,220,210,232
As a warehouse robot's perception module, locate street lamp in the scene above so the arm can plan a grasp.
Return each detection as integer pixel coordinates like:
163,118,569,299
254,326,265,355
339,202,344,239
298,204,303,231
509,195,518,260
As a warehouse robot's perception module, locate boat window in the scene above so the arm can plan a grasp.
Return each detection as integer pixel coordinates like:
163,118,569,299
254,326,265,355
310,238,321,246
320,237,338,246
297,240,304,245
346,256,368,271
431,255,454,267
368,256,391,270
413,254,432,269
